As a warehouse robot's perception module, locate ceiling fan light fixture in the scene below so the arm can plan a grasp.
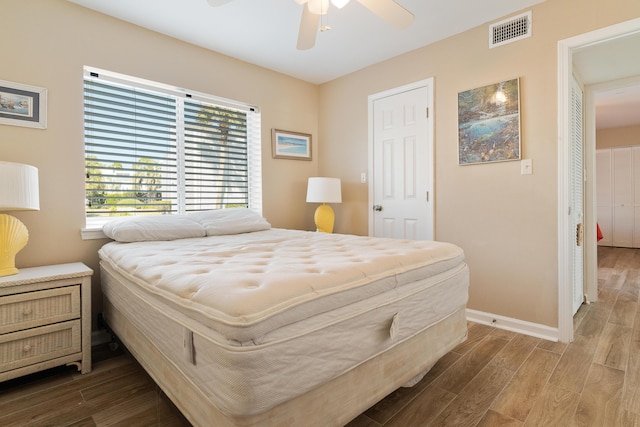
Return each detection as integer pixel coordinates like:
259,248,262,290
331,0,350,8
308,0,329,15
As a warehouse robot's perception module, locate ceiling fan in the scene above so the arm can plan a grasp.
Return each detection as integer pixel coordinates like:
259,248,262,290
206,0,414,50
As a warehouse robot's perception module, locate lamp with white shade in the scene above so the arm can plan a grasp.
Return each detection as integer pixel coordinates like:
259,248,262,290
0,161,40,277
306,177,341,233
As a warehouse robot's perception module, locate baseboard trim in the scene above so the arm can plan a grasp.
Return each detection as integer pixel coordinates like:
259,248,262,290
466,308,559,342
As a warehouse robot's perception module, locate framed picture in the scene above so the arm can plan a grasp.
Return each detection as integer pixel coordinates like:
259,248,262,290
458,78,520,165
0,80,47,129
272,129,312,160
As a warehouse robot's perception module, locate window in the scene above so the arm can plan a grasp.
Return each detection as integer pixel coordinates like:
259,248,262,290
82,68,261,233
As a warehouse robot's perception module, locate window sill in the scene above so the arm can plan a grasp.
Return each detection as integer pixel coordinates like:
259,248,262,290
81,227,107,240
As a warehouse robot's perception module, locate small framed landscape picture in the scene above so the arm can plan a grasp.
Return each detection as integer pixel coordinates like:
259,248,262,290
0,80,47,129
272,129,312,160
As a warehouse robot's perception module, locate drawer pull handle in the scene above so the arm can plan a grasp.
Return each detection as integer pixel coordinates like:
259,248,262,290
22,308,33,316
23,345,32,352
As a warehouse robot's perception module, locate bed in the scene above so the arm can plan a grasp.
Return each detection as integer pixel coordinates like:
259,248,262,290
98,208,469,426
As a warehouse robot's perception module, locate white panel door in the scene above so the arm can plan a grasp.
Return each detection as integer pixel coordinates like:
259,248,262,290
613,147,634,247
371,85,432,240
596,149,612,246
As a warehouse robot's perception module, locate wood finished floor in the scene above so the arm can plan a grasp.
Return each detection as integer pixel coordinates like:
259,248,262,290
1,246,639,426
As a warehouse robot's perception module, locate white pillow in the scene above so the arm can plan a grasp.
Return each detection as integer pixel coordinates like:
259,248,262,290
188,208,271,236
103,215,206,242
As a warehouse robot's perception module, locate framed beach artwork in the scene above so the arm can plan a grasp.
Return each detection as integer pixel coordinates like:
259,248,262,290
272,129,312,160
0,80,47,129
458,78,520,165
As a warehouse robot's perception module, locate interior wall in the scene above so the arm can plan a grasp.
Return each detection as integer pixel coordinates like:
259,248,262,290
2,0,319,327
596,124,640,148
319,0,640,329
4,0,640,335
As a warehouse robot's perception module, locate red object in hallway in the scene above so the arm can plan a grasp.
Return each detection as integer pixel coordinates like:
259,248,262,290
597,223,603,242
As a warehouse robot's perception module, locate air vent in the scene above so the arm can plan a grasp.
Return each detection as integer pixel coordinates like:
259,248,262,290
489,11,532,48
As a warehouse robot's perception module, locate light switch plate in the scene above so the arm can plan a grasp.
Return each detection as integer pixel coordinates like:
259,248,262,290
521,159,532,175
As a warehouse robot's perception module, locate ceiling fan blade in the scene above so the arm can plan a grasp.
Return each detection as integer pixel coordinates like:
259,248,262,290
207,0,234,6
356,0,414,29
297,5,320,50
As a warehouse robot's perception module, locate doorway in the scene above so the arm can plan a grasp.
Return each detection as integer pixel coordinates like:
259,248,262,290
558,18,640,342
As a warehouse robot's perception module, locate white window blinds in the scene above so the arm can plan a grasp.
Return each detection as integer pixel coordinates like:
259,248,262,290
83,68,261,227
183,99,248,210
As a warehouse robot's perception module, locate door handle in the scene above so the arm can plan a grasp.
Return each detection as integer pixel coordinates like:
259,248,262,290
373,205,383,212
576,223,583,246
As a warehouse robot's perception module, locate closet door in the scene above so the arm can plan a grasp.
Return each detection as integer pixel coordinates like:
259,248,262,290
634,146,640,247
596,149,612,246
612,147,634,247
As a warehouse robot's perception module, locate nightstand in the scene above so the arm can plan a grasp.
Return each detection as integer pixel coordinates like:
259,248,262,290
0,263,93,382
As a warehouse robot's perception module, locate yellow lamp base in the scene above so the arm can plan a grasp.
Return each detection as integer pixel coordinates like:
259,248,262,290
314,203,335,233
0,214,29,277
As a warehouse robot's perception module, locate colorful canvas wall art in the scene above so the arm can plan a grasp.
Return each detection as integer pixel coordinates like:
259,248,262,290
458,78,520,165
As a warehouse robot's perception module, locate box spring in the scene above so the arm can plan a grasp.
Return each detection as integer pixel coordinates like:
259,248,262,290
101,260,468,426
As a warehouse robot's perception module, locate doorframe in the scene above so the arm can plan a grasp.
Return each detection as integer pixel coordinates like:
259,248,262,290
367,78,435,238
557,18,640,343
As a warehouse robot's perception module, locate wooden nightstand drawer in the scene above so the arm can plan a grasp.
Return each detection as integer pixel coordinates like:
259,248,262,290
0,320,81,373
0,263,92,381
0,286,80,335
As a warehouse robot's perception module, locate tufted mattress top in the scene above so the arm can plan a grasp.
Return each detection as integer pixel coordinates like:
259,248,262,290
99,228,465,343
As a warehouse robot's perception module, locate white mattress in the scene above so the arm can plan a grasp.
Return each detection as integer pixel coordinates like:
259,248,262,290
99,229,469,417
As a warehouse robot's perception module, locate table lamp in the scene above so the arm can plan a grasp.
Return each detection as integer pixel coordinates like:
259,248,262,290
306,177,341,233
0,161,40,277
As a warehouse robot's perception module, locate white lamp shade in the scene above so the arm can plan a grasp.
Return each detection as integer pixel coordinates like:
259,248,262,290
0,162,40,211
306,177,342,204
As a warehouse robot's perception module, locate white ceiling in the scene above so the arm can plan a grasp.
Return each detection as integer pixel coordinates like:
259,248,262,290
67,0,640,130
68,0,544,84
573,31,640,129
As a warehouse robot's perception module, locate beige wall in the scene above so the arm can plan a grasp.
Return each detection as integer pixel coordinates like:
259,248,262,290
597,124,640,148
4,0,640,333
2,0,319,325
320,0,640,328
